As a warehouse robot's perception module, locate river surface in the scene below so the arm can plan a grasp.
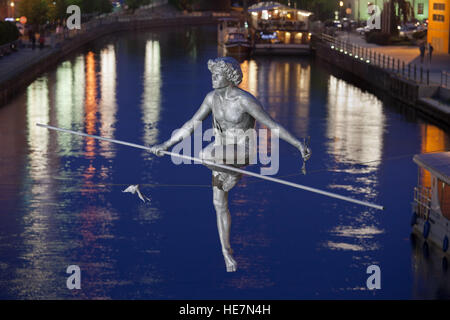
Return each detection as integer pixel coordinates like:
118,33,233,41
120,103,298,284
0,25,449,299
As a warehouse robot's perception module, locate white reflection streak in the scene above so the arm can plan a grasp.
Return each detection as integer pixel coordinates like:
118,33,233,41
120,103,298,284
142,40,161,155
326,75,384,168
324,75,385,254
326,241,365,251
23,77,52,291
99,45,118,159
73,55,85,133
55,61,73,154
293,64,310,136
248,60,258,96
330,226,383,239
27,78,50,181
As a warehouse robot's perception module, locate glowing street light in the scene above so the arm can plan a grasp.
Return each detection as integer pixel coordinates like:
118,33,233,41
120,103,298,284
339,1,344,7
10,1,15,18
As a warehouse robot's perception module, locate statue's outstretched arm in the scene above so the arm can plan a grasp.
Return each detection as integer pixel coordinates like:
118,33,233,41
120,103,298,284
151,93,212,155
243,96,310,160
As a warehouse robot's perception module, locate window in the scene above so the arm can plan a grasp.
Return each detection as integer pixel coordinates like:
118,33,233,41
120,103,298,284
433,14,445,22
433,3,445,10
418,3,424,15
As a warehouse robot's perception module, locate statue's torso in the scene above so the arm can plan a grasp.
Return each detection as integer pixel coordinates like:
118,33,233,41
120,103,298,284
211,87,255,145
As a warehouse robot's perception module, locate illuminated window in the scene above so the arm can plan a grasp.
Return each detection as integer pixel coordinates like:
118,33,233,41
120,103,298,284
417,3,424,14
433,14,445,22
433,3,445,10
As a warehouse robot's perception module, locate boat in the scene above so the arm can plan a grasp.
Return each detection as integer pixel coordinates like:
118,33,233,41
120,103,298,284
248,1,313,55
217,18,251,58
411,151,450,256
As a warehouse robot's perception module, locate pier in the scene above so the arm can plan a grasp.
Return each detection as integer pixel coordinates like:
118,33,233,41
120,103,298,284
313,33,450,127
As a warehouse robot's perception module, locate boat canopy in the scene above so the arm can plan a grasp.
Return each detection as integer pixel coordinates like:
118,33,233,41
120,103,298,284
248,1,312,16
413,152,450,185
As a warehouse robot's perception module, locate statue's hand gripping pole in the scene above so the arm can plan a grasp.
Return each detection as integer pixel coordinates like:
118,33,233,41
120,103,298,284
36,123,384,211
301,136,311,175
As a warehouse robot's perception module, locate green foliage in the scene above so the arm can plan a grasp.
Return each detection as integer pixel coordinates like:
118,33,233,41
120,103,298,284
297,0,336,21
18,0,50,26
18,0,112,26
0,21,20,46
80,0,113,14
168,0,199,11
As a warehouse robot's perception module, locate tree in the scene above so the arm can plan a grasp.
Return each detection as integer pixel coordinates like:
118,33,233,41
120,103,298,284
298,0,336,21
18,0,50,26
168,0,200,11
18,0,112,27
388,0,414,34
48,0,70,21
0,21,20,45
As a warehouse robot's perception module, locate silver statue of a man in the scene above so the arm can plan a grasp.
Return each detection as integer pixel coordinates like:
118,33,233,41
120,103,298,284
152,57,311,272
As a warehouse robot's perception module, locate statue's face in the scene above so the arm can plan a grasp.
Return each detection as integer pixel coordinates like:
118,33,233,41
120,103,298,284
211,70,230,89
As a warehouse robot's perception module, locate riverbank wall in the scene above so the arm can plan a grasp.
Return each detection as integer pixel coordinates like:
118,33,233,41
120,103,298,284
313,35,450,127
0,12,227,107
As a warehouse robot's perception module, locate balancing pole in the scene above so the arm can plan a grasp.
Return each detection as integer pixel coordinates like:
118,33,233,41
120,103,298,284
37,123,384,210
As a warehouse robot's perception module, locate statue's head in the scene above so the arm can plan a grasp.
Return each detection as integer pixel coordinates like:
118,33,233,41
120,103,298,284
207,57,243,89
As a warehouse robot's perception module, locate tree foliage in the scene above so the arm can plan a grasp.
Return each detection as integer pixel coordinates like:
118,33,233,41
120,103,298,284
389,0,415,34
18,0,50,26
168,0,200,12
0,21,20,45
297,0,336,21
17,0,113,26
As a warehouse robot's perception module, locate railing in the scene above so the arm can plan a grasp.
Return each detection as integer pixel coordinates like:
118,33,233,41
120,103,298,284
320,33,432,85
414,186,431,219
442,71,450,88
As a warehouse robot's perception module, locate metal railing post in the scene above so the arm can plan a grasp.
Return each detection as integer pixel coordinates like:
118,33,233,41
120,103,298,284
420,66,423,83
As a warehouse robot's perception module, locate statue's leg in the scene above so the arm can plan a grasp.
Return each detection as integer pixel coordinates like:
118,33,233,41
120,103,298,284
212,175,237,272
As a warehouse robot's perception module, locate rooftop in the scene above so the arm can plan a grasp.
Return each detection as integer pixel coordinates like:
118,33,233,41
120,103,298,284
413,152,450,185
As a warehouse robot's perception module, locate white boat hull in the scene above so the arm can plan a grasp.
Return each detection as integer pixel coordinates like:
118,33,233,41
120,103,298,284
412,203,450,256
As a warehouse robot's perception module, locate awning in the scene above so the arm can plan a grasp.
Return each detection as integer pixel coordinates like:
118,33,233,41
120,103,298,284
413,152,450,184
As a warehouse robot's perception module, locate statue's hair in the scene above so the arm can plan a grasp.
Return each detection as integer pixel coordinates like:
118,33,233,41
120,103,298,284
207,57,243,86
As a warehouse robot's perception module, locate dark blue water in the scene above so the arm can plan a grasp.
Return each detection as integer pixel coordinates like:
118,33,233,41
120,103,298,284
0,25,449,299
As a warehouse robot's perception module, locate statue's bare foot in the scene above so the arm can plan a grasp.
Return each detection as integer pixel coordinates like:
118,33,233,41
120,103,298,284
223,251,237,272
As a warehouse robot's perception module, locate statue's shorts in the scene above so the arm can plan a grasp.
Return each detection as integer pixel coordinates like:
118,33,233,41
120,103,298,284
199,142,256,191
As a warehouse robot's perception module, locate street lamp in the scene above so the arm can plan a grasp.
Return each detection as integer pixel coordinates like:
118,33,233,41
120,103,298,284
338,1,344,20
10,1,15,18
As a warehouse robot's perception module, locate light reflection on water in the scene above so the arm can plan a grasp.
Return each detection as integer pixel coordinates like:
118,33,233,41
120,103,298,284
141,39,161,158
0,26,449,299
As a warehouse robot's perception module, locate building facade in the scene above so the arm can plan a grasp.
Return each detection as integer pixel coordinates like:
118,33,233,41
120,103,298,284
341,0,428,22
0,1,20,20
428,0,450,53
